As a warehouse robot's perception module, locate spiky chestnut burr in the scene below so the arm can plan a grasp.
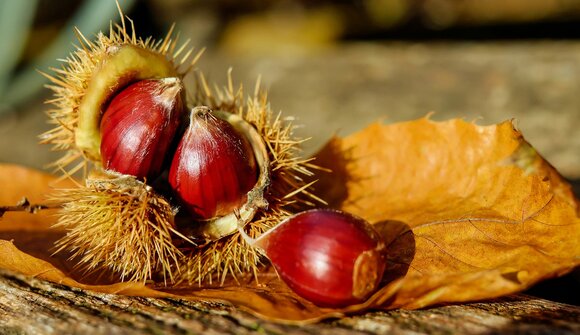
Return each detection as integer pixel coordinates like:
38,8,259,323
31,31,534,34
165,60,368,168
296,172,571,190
42,4,323,285
239,209,386,307
100,78,184,180
51,172,187,283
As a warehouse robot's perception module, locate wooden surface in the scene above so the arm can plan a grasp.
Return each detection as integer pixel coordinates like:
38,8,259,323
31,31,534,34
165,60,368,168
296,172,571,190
0,268,578,335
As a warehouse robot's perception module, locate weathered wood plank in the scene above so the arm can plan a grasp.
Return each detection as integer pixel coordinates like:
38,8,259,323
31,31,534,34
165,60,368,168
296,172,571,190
0,268,578,335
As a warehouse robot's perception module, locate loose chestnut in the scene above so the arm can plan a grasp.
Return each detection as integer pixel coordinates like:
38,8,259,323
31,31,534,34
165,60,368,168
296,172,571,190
100,78,184,180
240,209,386,308
169,107,258,220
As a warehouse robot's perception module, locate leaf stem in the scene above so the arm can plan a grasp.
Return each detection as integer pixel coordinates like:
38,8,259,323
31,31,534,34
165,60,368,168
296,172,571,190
0,197,60,218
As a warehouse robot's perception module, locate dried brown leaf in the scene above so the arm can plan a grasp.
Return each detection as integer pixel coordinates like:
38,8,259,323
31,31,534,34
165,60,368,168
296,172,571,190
0,117,579,323
314,117,580,309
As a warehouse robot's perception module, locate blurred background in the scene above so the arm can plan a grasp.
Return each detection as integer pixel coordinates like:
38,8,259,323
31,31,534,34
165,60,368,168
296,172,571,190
0,0,578,303
1,0,580,178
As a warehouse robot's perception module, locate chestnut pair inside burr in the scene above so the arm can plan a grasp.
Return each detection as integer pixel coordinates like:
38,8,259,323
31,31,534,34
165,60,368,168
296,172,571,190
99,79,269,241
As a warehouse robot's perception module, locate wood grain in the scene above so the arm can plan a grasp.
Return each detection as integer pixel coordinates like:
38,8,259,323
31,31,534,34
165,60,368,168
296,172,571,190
0,268,578,335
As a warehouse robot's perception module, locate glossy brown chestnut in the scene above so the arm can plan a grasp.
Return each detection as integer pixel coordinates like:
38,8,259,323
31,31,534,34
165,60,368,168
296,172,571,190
100,78,184,180
169,107,258,220
241,209,386,308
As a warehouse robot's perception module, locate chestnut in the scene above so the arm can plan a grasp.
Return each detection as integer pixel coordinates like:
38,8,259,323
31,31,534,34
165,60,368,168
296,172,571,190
100,78,184,180
240,209,386,308
169,107,258,220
